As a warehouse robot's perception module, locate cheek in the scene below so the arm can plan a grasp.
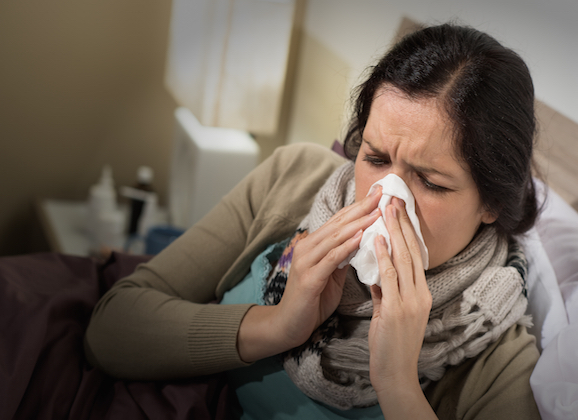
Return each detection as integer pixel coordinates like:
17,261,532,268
414,198,445,243
416,196,483,267
355,180,371,202
354,161,374,202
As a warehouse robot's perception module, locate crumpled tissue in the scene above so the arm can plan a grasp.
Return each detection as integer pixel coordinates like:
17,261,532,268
349,174,429,287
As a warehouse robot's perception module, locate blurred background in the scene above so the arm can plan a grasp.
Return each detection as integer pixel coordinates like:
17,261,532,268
0,0,576,256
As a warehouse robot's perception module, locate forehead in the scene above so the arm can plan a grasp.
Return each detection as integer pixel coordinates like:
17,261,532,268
364,88,460,162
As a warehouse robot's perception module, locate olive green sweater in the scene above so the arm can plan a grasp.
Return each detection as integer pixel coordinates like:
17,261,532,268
85,143,540,419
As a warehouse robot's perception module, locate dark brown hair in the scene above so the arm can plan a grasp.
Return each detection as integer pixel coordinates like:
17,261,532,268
344,24,538,237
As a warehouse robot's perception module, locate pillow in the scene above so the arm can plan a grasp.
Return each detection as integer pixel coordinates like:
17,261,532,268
533,180,578,322
522,227,568,351
528,180,578,420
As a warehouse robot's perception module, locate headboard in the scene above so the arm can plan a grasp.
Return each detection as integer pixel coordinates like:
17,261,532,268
534,100,578,211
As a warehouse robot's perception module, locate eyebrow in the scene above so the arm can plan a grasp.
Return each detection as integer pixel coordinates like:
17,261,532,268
363,139,456,180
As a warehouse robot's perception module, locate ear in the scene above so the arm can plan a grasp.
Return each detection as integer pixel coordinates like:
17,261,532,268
481,208,498,225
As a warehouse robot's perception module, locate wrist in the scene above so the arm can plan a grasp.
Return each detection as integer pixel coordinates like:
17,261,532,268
237,305,293,363
374,376,437,420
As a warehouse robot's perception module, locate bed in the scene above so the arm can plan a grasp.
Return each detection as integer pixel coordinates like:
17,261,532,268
2,52,578,419
2,163,577,420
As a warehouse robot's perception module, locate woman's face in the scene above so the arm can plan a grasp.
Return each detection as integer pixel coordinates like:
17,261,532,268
355,87,496,269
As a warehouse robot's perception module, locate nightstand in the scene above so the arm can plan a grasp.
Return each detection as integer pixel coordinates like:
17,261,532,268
37,199,168,256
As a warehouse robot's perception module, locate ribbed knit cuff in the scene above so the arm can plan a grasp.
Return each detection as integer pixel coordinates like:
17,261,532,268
187,303,255,375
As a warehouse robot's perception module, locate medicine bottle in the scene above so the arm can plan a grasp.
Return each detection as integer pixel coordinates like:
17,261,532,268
128,166,155,236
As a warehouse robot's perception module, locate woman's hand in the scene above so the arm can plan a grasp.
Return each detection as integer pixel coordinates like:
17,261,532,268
368,197,437,419
275,185,383,348
237,186,382,362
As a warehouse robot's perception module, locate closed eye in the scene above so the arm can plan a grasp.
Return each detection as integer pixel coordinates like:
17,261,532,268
418,174,449,193
363,154,390,167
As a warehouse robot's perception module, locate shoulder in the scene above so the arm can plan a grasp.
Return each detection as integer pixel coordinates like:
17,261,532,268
243,143,347,211
268,142,347,173
427,324,541,420
268,143,347,203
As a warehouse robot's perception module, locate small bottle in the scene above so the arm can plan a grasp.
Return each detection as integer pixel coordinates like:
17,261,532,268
127,166,155,236
87,165,124,254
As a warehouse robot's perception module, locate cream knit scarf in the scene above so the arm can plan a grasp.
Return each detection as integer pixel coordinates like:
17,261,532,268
263,162,531,410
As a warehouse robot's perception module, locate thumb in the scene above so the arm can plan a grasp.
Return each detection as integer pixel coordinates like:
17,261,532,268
332,265,349,288
370,284,382,318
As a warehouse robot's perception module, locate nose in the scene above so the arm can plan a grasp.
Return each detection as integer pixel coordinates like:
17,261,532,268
372,171,415,205
377,167,408,186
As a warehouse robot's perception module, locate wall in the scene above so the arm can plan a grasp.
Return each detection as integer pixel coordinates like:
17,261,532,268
286,0,578,147
1,0,575,255
0,1,177,255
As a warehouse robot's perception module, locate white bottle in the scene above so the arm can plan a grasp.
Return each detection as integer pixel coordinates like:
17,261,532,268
87,165,125,252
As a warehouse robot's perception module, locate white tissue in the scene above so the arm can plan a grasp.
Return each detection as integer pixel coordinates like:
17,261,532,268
349,174,429,287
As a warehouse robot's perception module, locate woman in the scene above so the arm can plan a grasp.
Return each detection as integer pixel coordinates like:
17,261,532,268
85,24,541,419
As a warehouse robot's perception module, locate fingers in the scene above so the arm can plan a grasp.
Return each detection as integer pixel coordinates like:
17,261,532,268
297,186,382,268
302,229,364,283
370,284,383,317
375,197,428,300
374,233,401,299
384,203,415,297
390,198,428,297
317,184,382,237
392,198,425,275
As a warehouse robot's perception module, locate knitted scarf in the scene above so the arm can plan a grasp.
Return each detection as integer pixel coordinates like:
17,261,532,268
263,162,531,410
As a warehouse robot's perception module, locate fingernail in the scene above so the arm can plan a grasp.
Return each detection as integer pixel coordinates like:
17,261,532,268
378,235,386,246
369,186,380,196
389,205,397,219
354,229,363,239
370,207,380,216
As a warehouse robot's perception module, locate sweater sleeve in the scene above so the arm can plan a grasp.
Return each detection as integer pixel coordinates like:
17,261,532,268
427,324,541,420
84,143,345,380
